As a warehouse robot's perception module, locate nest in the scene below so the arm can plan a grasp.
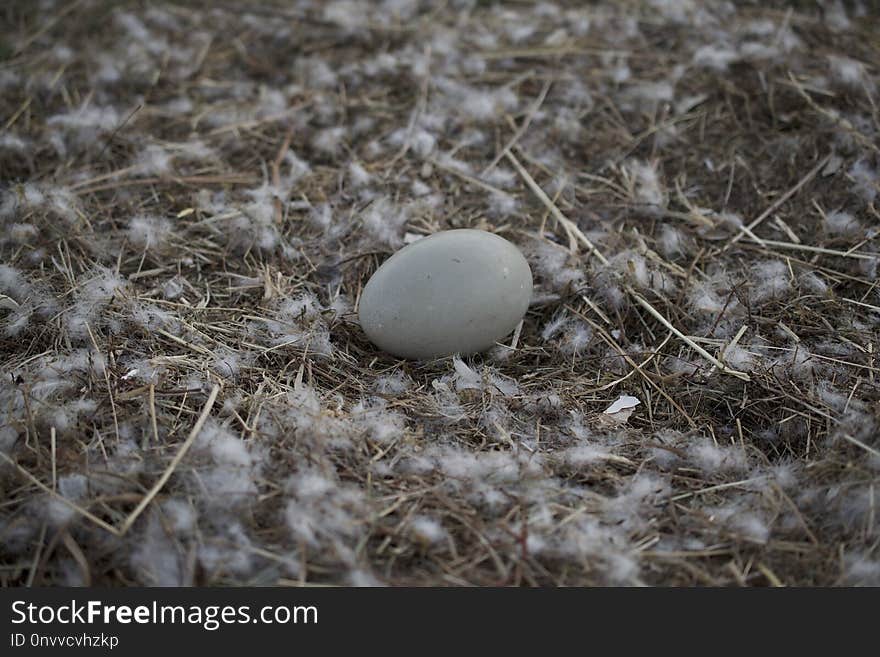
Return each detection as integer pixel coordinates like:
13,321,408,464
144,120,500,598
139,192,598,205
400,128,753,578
1,0,879,586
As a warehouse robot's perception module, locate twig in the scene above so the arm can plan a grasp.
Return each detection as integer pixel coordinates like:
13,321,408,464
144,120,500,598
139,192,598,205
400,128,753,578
12,0,86,56
2,97,32,131
744,237,877,260
723,154,831,250
580,294,612,325
95,104,143,162
721,325,749,363
840,433,880,459
147,384,159,450
483,79,552,176
0,451,121,536
388,46,431,167
788,72,880,154
156,328,215,356
628,288,750,381
50,426,57,490
587,332,673,393
74,174,259,195
505,150,608,262
670,476,766,502
25,523,48,587
206,105,310,136
429,158,510,196
841,297,880,314
61,532,92,586
507,150,750,381
757,563,785,587
118,384,220,536
574,309,698,427
85,323,119,443
272,127,295,224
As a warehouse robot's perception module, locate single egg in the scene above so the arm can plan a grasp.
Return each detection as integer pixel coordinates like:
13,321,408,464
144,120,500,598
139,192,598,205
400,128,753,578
358,229,532,359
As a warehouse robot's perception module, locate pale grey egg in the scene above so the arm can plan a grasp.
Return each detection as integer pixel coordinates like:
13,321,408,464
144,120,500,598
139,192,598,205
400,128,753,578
358,229,532,359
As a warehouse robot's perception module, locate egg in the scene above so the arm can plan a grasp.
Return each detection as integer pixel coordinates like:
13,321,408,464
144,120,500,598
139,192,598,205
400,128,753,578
358,229,532,359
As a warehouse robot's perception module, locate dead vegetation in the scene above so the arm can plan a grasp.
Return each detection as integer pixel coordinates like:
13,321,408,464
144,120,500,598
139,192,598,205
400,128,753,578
1,0,880,586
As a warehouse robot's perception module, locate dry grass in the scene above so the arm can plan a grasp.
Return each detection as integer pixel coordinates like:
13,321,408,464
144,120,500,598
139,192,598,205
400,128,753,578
2,0,880,586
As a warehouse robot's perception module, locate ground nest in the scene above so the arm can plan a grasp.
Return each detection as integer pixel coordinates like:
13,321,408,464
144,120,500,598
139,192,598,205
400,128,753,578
2,0,880,586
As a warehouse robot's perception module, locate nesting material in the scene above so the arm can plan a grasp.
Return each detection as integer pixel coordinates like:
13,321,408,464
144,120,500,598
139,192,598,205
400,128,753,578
1,1,879,588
